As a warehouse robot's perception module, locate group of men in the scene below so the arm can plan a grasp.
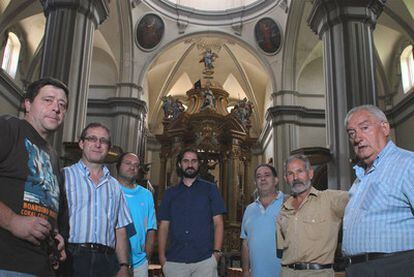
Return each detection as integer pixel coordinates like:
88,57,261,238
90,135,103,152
0,78,156,277
241,105,414,277
0,77,414,277
0,77,225,277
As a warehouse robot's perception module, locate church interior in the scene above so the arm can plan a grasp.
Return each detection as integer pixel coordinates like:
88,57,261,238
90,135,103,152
0,0,413,273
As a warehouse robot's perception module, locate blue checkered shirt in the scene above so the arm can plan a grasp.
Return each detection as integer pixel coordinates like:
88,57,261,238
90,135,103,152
342,141,414,255
64,160,132,248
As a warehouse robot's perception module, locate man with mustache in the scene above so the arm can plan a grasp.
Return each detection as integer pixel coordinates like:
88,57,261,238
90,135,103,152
276,154,348,277
342,105,414,277
158,148,226,277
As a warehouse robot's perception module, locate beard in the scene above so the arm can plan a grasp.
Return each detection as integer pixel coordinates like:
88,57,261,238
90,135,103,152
290,179,311,197
182,167,199,178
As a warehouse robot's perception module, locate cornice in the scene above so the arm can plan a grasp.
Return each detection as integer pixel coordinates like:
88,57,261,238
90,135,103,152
307,0,387,38
386,92,414,127
0,71,23,109
142,0,282,26
88,97,148,117
41,0,110,27
266,105,325,127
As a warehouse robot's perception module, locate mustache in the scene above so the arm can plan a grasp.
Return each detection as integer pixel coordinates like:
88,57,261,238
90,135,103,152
185,167,195,171
292,179,305,186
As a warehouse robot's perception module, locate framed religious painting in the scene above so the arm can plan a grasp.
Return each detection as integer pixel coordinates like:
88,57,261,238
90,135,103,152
254,17,282,55
136,13,164,51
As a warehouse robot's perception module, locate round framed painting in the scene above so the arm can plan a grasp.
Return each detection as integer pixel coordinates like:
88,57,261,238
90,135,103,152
254,17,282,55
136,13,164,50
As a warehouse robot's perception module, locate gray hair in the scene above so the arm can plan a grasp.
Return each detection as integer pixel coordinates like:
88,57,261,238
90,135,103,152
344,105,388,127
284,154,312,176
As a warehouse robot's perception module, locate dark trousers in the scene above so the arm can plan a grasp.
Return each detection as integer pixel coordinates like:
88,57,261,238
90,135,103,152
346,250,414,277
59,244,118,277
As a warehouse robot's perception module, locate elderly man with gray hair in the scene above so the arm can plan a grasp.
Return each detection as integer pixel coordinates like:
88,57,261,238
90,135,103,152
342,105,414,277
276,154,348,277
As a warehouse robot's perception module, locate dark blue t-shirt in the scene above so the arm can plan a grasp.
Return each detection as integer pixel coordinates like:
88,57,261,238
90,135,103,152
158,177,226,263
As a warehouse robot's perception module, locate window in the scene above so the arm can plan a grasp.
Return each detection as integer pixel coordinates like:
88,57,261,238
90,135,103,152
400,45,414,93
1,32,21,78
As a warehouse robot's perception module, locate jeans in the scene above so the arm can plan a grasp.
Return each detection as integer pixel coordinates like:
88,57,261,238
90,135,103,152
60,244,118,277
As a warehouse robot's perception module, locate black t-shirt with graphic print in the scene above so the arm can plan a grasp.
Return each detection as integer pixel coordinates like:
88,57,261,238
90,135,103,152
0,115,68,276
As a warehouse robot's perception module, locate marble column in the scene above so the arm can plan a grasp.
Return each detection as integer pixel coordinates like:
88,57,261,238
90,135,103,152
40,0,109,144
307,0,386,190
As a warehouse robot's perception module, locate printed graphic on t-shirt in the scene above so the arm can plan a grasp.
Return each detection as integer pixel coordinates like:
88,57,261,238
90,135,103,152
20,138,60,221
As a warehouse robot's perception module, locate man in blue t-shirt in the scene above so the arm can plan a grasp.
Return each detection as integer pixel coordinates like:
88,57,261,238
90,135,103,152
158,148,226,277
117,152,157,277
241,164,284,277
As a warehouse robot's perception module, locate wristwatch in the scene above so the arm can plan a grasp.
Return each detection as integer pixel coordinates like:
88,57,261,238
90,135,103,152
119,263,132,269
213,249,223,256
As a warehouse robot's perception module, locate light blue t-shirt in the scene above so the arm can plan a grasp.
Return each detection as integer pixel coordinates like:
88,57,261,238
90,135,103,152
120,184,157,268
240,192,284,277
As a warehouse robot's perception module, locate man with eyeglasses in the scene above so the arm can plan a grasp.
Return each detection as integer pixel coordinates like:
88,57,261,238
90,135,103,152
116,152,157,277
62,122,132,277
342,105,414,277
0,77,69,276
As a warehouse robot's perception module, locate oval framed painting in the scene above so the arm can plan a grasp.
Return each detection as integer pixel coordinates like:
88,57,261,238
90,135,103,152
136,13,164,51
254,17,282,55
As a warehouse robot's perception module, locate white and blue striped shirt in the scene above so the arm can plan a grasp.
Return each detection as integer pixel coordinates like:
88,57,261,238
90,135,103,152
64,160,132,248
342,141,414,255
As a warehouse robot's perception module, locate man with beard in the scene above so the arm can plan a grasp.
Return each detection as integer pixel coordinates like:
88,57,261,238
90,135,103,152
158,148,226,277
276,154,348,277
342,105,414,277
240,164,284,277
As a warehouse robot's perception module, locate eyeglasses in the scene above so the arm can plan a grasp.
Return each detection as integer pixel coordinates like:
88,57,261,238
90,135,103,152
83,136,111,146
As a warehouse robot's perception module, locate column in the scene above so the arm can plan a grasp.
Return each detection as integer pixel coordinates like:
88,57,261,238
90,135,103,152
40,0,109,143
307,0,386,190
158,152,168,204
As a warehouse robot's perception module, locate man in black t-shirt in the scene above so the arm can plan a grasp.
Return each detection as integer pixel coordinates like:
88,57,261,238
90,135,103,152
0,77,69,276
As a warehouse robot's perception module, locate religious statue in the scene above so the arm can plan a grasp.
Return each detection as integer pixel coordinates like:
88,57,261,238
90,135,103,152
161,95,185,119
199,49,218,74
200,88,215,111
232,97,253,125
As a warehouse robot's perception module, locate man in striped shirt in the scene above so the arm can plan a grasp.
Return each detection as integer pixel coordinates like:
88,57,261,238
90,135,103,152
63,122,132,277
342,105,414,277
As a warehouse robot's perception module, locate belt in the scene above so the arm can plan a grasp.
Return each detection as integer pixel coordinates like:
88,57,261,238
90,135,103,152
69,243,115,254
345,249,414,266
283,263,332,270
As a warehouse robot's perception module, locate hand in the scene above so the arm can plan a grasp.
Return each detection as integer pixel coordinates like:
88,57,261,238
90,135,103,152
159,255,167,267
242,270,251,277
9,215,51,245
52,232,66,269
116,265,131,277
213,252,222,262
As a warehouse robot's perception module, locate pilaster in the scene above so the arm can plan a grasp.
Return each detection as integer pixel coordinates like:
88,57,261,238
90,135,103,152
307,0,386,190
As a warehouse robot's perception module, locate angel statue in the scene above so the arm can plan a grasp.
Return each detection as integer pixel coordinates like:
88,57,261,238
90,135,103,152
199,49,218,71
232,97,253,125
